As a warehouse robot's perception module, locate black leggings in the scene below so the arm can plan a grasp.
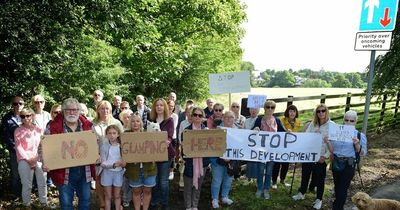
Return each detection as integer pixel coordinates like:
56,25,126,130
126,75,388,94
298,162,327,200
272,162,289,184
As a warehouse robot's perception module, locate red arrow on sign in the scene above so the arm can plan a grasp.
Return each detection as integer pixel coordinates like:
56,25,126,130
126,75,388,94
380,8,391,27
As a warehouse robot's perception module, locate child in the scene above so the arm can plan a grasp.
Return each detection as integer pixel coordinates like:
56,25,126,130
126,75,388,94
125,114,157,210
100,125,126,210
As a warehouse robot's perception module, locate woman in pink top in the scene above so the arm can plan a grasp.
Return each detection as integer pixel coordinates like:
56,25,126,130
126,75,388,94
14,108,48,207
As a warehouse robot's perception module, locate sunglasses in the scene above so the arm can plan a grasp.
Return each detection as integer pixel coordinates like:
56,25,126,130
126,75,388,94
94,94,101,97
121,107,129,110
34,101,44,104
20,114,32,119
12,102,24,106
231,105,240,108
52,111,61,115
344,119,355,123
193,113,203,118
265,106,275,109
316,109,326,114
214,109,223,112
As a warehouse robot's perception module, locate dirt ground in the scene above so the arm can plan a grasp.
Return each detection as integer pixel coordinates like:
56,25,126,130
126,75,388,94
1,128,400,210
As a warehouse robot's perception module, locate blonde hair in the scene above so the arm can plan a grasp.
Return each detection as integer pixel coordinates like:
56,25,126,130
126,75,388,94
119,109,133,122
312,103,330,126
93,100,113,124
129,113,144,132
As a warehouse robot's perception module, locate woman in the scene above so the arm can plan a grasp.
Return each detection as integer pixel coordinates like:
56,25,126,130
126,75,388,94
14,108,48,207
292,103,333,210
182,107,210,210
149,98,175,210
177,107,194,188
92,100,124,210
211,111,238,209
124,114,157,210
331,110,367,210
32,94,51,132
167,99,179,180
207,103,224,129
251,100,285,200
271,105,302,189
119,109,134,131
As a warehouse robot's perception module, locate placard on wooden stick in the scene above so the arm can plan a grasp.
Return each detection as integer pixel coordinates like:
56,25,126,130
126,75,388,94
121,131,168,163
182,129,227,158
42,131,99,170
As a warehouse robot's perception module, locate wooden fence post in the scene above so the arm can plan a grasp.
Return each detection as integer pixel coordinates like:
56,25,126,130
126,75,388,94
345,92,352,112
287,95,293,107
320,94,326,104
378,94,387,131
394,92,400,127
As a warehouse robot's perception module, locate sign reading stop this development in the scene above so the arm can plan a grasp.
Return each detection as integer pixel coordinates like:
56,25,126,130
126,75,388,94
42,131,99,170
209,71,251,94
355,31,392,51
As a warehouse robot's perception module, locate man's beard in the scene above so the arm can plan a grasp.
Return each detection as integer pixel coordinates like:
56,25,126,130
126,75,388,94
65,114,79,123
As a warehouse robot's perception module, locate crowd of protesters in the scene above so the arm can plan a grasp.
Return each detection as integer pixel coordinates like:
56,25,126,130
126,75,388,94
0,91,367,210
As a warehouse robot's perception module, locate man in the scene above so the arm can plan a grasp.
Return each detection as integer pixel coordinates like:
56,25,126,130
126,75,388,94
112,95,122,120
204,98,215,119
131,95,151,129
45,98,96,210
230,102,246,128
168,92,181,115
330,110,367,210
32,95,51,132
93,90,104,108
1,96,24,199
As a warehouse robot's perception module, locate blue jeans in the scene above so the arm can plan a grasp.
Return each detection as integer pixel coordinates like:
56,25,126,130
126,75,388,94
211,162,234,200
256,162,274,191
151,161,171,208
58,166,91,210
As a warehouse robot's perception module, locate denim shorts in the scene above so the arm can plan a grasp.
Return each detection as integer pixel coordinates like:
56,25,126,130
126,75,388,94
128,168,156,188
101,169,124,187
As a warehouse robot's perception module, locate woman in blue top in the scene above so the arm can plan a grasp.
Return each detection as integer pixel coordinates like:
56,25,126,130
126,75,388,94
331,110,367,210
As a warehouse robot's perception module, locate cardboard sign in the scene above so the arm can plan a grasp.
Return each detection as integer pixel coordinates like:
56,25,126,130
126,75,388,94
121,131,168,163
209,71,251,94
329,124,356,143
222,128,323,163
182,129,227,158
42,131,99,170
247,95,267,108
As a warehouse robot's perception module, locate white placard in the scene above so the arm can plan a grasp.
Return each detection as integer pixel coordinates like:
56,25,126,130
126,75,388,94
247,95,267,108
355,32,392,51
328,124,356,143
221,128,323,163
209,71,251,94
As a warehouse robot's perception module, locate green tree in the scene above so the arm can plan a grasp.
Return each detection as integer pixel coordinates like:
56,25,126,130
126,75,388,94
268,70,295,87
241,61,256,87
301,79,332,88
332,74,352,88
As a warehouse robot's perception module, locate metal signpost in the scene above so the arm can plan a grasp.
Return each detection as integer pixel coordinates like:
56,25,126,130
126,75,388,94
356,0,399,134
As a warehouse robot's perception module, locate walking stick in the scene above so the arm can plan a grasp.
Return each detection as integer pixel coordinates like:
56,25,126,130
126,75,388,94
289,163,296,195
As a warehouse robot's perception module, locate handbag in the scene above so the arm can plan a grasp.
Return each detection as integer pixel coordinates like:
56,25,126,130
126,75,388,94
332,155,347,172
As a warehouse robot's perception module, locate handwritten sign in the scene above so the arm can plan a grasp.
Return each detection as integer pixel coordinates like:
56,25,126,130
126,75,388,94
121,131,168,163
247,95,267,108
222,128,323,163
329,124,356,143
209,71,251,94
182,129,227,158
42,131,98,170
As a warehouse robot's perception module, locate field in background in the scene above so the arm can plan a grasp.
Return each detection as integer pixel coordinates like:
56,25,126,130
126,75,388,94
209,88,366,113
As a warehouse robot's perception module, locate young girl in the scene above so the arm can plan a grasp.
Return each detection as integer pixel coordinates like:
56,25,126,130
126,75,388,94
125,114,157,210
100,125,126,210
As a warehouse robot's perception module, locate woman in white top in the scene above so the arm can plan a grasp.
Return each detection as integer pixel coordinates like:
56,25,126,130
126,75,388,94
292,104,334,210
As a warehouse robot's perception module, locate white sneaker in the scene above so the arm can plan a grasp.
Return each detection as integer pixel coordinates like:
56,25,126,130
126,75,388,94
90,180,96,190
212,199,219,209
255,190,262,198
292,192,305,200
271,184,278,189
312,199,322,209
169,171,174,180
221,197,233,205
263,190,270,200
122,202,130,207
281,182,291,187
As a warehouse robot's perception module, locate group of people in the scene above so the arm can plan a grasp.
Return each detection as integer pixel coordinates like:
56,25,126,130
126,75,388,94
0,90,367,210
